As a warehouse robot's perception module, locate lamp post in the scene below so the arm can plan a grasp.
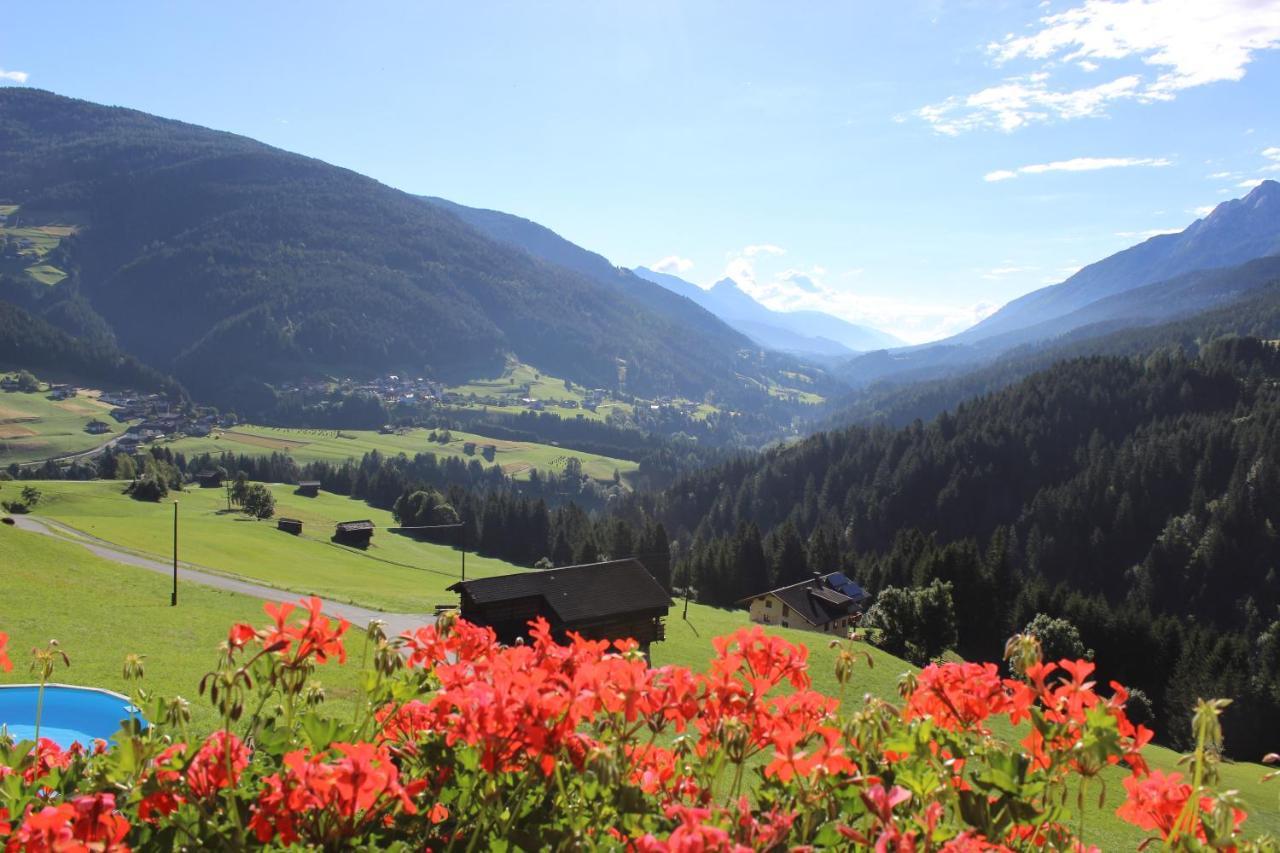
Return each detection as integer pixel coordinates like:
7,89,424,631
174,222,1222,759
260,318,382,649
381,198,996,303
171,500,178,606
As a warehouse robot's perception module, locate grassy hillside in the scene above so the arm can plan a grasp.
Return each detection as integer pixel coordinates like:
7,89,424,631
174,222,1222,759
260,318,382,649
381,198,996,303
18,480,522,611
0,204,75,287
0,383,126,463
163,423,637,483
0,525,364,732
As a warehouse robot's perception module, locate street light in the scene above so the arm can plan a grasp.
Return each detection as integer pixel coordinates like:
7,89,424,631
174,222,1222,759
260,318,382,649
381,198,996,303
171,500,178,606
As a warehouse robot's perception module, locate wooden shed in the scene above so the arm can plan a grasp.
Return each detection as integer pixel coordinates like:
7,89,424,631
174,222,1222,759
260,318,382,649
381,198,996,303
296,480,321,497
195,470,224,488
333,519,374,546
277,518,303,535
448,559,671,652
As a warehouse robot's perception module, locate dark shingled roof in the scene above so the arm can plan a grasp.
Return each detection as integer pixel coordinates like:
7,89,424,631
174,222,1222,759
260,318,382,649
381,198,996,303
738,572,867,627
449,559,672,624
335,520,374,532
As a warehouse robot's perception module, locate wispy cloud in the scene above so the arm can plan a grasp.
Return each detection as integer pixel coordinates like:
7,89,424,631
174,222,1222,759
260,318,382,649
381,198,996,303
984,156,1171,182
1264,147,1280,172
979,264,1038,280
1238,178,1265,190
741,244,786,258
1115,227,1181,239
921,73,1142,135
650,255,694,275
1190,204,1215,217
918,0,1280,134
0,68,29,84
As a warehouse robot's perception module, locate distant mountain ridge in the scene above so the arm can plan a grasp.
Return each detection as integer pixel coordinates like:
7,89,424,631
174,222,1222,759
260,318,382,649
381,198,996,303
958,180,1280,344
838,180,1280,388
632,266,902,357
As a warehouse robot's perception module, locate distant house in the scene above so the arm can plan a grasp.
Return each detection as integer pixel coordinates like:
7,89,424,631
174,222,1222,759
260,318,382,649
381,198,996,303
738,572,868,636
448,559,672,653
277,518,303,535
85,419,112,435
48,385,76,401
195,470,224,489
296,481,321,497
333,520,374,546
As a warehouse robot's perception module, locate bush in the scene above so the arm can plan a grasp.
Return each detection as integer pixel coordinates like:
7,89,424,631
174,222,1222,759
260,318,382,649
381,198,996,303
125,475,169,502
0,607,1260,850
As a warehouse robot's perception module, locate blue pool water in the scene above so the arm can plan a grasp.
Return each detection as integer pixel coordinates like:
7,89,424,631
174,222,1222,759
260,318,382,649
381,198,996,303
0,685,140,749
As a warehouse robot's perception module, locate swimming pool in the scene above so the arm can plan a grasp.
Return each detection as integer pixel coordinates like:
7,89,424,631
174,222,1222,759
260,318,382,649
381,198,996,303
0,684,141,749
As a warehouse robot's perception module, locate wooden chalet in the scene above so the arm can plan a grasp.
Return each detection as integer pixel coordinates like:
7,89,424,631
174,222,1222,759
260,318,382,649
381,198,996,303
277,518,303,535
449,559,672,652
85,419,112,435
296,480,321,497
333,519,374,546
738,572,868,636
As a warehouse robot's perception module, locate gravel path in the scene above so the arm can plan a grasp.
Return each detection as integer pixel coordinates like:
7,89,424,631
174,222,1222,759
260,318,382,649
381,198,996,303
9,514,434,637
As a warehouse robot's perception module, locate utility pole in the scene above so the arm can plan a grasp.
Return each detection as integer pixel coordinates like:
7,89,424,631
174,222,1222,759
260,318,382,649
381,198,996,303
171,500,178,606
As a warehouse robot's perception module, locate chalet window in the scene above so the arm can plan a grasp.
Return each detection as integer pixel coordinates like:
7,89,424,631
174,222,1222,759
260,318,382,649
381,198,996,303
782,604,790,617
764,599,772,608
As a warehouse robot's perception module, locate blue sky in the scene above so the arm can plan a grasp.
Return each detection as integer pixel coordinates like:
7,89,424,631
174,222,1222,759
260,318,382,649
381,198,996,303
4,1,1280,342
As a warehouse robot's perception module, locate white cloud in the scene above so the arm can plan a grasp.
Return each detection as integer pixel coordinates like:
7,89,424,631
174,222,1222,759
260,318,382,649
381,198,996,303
0,68,28,84
1238,178,1265,189
742,244,786,258
985,155,1171,181
980,265,1037,280
1206,171,1236,179
1191,205,1215,217
1263,147,1280,172
650,255,694,275
919,0,1280,134
1115,227,1181,239
920,73,1142,134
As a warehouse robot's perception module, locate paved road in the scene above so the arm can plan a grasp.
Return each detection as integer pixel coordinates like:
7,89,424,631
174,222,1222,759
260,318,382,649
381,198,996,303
9,514,434,637
9,434,125,469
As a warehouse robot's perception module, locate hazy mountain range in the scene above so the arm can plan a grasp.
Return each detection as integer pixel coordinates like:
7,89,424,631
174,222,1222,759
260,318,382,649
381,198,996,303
632,266,903,357
838,180,1280,388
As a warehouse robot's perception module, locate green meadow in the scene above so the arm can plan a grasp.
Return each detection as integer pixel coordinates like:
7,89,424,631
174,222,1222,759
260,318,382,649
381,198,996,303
0,525,365,732
164,423,637,484
0,384,125,464
16,480,520,611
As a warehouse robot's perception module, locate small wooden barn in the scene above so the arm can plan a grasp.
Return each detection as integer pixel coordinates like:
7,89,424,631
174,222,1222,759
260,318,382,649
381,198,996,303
195,470,224,488
277,518,303,535
448,559,672,652
296,481,321,497
333,519,374,546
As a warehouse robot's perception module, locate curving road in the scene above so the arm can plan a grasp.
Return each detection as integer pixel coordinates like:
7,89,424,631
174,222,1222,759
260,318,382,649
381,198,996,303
9,514,434,637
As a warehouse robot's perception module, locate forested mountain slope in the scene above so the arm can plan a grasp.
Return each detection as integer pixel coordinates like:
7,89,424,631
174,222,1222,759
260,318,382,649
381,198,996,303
648,333,1280,759
0,89,780,404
